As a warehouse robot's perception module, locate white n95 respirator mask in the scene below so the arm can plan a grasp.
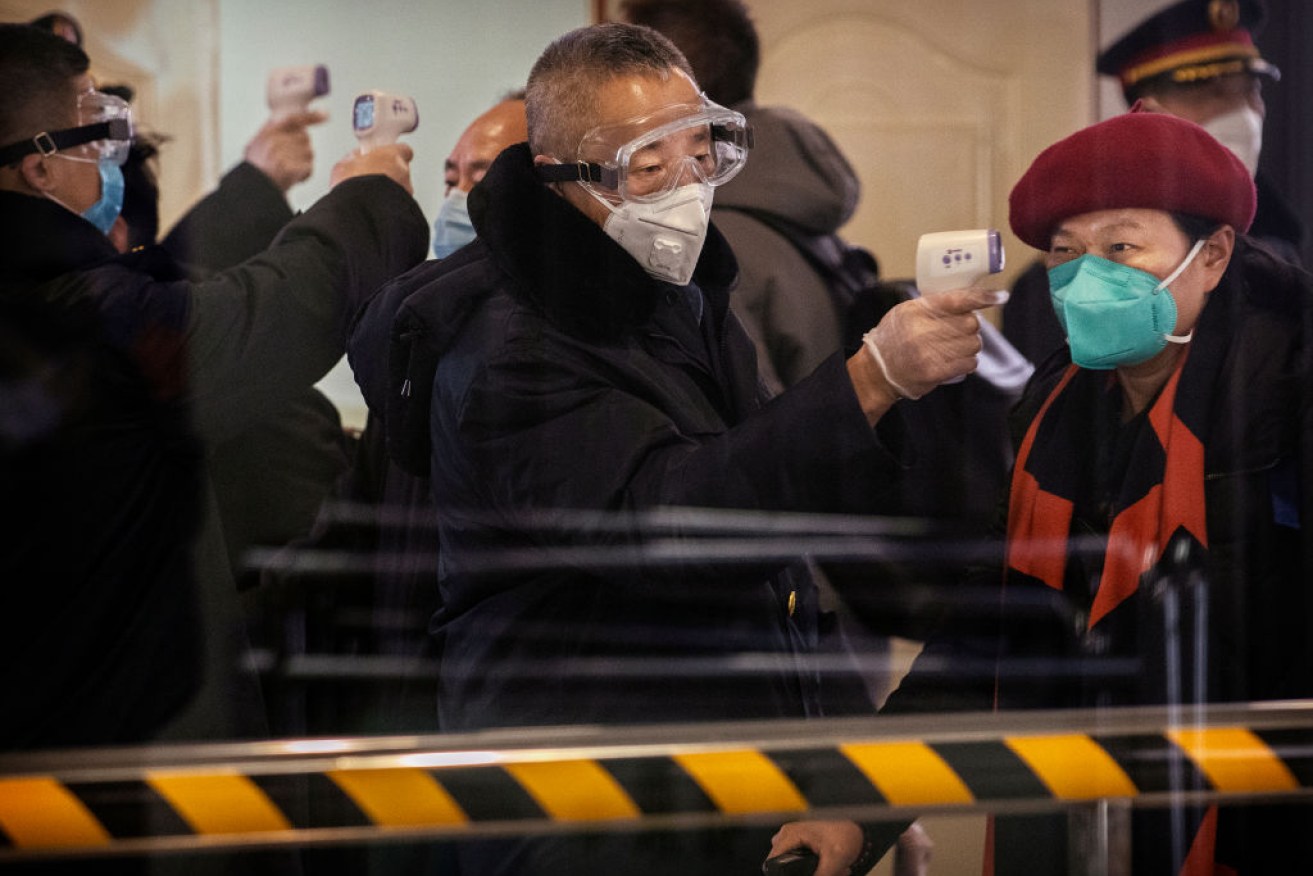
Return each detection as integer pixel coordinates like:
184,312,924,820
595,182,712,286
1202,105,1263,178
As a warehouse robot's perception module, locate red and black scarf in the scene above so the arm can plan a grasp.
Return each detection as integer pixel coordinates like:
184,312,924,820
1006,354,1208,625
1001,350,1230,875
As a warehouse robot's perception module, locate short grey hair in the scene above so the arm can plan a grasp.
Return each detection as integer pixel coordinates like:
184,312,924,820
526,22,695,159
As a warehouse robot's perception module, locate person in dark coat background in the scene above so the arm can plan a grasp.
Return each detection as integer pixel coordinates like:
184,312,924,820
619,0,857,396
773,106,1313,876
265,94,531,740
0,23,428,751
348,21,1001,876
30,12,360,598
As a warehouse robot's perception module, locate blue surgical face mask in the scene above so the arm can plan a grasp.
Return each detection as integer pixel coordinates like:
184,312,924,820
45,155,124,235
431,188,476,259
1047,239,1205,370
83,159,125,235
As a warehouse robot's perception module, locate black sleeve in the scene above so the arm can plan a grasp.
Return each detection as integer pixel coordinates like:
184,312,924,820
161,162,294,275
183,174,428,442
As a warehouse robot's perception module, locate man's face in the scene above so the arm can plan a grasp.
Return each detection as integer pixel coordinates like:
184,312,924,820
36,73,104,215
444,98,527,195
1142,72,1265,126
546,68,703,228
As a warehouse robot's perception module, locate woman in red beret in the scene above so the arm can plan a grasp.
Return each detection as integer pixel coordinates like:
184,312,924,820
767,107,1313,876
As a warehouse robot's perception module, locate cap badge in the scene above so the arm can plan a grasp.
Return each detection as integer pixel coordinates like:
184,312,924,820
1208,0,1240,32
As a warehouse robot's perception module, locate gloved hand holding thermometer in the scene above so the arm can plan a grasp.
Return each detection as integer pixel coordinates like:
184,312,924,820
353,91,419,152
859,229,1008,402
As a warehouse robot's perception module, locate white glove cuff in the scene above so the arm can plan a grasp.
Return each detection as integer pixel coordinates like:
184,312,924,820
862,329,918,400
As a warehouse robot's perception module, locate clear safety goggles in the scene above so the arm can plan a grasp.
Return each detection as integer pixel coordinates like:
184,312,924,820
0,90,134,167
538,98,752,202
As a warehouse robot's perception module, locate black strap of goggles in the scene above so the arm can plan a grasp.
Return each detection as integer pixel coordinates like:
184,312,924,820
0,118,131,167
536,162,617,187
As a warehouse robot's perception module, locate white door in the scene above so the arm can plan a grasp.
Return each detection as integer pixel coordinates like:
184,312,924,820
749,0,1096,283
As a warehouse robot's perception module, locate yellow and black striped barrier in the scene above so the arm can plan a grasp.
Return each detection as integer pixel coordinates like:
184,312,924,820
1,703,1311,860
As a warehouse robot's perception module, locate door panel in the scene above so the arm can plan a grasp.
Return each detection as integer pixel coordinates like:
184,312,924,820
749,0,1094,282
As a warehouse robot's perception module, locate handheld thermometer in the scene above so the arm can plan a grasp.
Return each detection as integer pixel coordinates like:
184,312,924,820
352,91,419,152
266,65,330,120
915,229,1006,294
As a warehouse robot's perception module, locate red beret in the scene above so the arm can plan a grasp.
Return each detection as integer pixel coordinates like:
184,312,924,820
1008,107,1256,250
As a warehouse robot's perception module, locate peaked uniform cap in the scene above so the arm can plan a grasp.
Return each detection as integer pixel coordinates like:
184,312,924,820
1097,0,1278,98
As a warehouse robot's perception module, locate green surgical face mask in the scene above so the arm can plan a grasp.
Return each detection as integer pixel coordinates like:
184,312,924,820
1047,239,1204,370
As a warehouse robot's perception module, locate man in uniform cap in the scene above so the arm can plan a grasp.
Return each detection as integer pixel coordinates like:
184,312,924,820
1098,0,1301,263
1098,0,1277,95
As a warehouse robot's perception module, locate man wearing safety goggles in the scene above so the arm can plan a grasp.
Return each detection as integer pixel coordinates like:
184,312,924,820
0,86,133,235
536,95,751,286
0,24,428,751
349,23,999,875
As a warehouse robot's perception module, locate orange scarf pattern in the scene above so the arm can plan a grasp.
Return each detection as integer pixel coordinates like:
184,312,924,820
1005,356,1207,627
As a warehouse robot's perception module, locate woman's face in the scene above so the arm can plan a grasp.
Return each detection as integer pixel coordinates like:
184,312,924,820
1046,207,1233,337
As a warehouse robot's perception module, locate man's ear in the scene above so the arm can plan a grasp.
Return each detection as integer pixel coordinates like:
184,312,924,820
532,153,570,200
18,152,56,194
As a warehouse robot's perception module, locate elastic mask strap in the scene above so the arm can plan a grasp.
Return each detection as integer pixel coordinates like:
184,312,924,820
582,183,622,220
43,187,80,218
1160,238,1207,344
1156,238,1206,292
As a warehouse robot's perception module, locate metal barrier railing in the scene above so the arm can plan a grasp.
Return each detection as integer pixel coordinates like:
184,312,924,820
1,701,1310,860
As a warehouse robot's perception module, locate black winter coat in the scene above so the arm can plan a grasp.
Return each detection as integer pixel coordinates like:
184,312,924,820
349,143,917,731
0,167,426,749
350,142,921,876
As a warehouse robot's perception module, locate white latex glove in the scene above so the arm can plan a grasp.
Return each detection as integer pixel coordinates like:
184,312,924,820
862,287,1008,400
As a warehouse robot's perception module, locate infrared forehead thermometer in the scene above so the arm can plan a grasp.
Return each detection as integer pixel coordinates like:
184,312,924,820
266,65,330,119
916,229,1006,294
353,91,419,152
